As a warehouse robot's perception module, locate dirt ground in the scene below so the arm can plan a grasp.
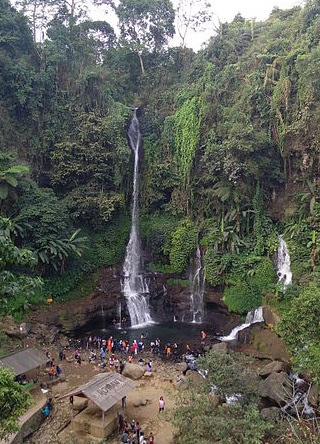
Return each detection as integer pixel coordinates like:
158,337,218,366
27,345,181,444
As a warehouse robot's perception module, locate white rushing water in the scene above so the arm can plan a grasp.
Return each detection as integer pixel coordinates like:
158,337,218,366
189,245,205,323
277,235,292,289
122,110,153,327
219,307,264,341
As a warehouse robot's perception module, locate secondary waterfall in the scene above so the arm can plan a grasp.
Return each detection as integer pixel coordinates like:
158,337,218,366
189,245,205,323
121,110,153,327
277,235,292,289
219,307,264,341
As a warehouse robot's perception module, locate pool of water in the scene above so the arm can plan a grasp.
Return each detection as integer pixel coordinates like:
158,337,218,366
68,319,212,353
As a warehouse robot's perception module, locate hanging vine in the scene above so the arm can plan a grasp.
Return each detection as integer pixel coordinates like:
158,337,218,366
173,96,201,191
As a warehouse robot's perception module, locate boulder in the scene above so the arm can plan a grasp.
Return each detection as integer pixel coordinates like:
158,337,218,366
211,342,228,354
122,363,145,380
259,361,291,377
262,306,280,328
175,362,188,373
19,322,31,337
3,316,31,339
185,371,204,386
260,407,281,420
133,398,148,407
259,372,293,405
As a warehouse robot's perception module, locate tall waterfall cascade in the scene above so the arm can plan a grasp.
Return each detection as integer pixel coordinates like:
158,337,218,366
189,245,205,323
277,235,292,289
121,110,153,327
219,307,264,341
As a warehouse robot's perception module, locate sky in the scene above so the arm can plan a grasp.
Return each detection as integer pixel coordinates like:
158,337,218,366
89,0,304,51
174,0,304,50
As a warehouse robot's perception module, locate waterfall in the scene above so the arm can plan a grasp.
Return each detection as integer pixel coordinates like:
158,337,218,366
277,235,292,289
189,245,205,323
219,307,264,341
121,110,153,327
117,298,122,330
101,304,106,330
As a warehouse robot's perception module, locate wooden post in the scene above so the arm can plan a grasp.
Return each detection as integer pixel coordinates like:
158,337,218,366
102,411,105,428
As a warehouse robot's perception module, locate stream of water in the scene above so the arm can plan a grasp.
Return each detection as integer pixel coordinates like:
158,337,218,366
121,109,153,327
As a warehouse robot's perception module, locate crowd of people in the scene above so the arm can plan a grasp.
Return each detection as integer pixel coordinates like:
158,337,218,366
57,328,206,367
119,414,157,443
47,328,207,442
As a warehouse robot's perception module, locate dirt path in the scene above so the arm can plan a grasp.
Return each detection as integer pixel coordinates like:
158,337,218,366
25,346,180,444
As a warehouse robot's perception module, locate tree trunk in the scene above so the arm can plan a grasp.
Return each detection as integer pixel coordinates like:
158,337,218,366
138,52,145,75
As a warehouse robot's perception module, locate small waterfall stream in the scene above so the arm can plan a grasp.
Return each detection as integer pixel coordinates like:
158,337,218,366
219,307,264,341
277,235,292,289
189,245,205,323
121,110,153,327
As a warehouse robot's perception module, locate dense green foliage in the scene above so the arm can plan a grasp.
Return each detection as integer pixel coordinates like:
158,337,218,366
1,0,320,390
0,216,42,316
0,366,33,439
223,256,275,314
172,351,273,443
277,283,320,383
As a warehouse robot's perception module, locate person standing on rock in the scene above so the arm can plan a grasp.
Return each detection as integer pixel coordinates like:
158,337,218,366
158,396,165,412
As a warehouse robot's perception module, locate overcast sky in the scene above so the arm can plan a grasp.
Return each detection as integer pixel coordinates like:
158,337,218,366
89,0,304,50
176,0,304,50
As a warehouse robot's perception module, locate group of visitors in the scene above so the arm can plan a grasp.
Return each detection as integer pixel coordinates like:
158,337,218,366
117,394,164,443
46,351,63,380
119,416,155,444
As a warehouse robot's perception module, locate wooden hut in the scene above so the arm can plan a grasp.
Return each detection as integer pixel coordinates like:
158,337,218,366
62,372,136,439
0,347,47,385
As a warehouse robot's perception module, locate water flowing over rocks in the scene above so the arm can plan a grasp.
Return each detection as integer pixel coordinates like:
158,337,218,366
28,266,229,336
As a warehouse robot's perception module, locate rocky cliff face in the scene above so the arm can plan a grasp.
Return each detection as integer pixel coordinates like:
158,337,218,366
30,267,230,335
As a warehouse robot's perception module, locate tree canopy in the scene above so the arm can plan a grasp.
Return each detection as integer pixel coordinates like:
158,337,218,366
0,366,33,439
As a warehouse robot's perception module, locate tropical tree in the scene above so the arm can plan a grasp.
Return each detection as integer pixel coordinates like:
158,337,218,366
0,151,29,214
174,0,212,47
0,367,32,440
34,228,87,274
108,0,175,74
0,216,42,316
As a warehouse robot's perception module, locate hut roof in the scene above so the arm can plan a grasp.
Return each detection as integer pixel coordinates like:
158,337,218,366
0,347,47,376
63,372,136,412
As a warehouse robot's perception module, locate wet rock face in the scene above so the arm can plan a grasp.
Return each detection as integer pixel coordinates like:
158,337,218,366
30,267,230,335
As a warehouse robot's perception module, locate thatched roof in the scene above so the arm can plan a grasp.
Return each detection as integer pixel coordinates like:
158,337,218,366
63,372,136,412
0,347,48,376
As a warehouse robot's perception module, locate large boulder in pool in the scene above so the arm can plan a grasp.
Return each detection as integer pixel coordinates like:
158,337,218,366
122,363,145,380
